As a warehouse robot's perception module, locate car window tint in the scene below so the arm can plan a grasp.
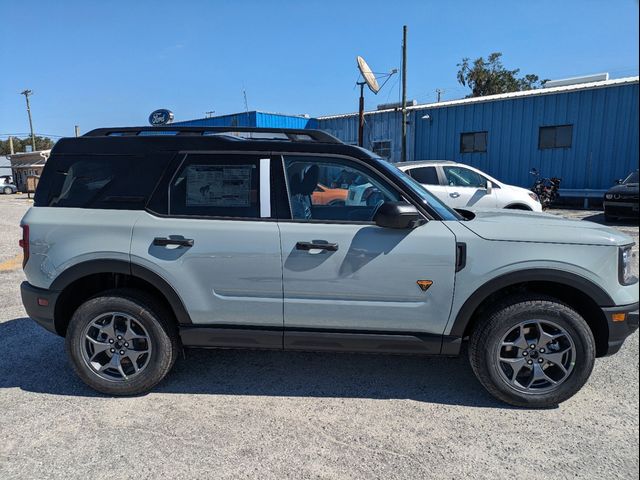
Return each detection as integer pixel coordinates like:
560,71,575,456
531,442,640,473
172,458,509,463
169,154,261,218
36,154,166,209
443,166,486,188
409,167,439,185
282,156,400,222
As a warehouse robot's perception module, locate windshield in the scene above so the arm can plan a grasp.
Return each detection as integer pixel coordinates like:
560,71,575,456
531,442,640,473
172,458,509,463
623,171,639,184
373,158,462,220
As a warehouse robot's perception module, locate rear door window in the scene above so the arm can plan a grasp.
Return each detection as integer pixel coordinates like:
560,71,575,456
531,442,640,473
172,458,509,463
168,154,265,218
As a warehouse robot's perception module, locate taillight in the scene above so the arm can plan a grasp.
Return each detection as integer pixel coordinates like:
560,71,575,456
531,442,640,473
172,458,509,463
19,224,29,268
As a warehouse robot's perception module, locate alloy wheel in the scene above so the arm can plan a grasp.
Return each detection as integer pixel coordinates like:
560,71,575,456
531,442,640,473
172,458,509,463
80,312,152,382
496,320,576,394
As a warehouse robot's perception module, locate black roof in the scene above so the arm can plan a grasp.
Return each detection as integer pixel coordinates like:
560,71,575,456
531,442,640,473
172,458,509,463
50,126,373,161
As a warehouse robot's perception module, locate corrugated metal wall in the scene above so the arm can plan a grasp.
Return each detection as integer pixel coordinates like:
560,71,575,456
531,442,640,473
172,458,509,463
317,111,415,162
318,82,639,190
174,112,314,129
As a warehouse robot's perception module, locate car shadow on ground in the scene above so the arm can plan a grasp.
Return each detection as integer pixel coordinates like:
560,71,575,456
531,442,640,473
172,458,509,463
0,317,514,409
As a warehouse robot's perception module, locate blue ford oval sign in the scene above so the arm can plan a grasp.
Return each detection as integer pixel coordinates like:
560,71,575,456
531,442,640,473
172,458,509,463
149,109,174,126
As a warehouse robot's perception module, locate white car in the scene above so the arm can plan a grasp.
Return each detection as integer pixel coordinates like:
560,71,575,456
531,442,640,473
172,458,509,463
398,160,542,212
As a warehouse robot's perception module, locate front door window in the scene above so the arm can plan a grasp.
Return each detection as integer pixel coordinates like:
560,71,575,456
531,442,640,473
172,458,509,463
282,156,400,222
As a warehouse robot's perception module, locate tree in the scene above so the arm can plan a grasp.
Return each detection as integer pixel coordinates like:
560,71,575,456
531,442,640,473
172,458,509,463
0,136,55,155
457,52,547,98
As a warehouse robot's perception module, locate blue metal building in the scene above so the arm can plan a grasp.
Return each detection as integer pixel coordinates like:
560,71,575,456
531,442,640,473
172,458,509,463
318,77,639,190
173,111,317,129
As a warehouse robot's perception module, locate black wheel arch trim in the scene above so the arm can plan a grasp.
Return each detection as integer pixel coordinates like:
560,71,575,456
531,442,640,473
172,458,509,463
448,268,615,338
50,259,192,325
504,203,533,210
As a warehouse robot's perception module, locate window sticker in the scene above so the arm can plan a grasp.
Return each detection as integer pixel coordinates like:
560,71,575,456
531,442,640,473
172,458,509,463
186,164,253,207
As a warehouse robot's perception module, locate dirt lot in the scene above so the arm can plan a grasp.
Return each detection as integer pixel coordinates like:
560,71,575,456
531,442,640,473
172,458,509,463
1,194,638,480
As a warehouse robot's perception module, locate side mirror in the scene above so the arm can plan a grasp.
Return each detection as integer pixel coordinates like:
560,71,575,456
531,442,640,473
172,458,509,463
486,180,493,194
374,202,424,229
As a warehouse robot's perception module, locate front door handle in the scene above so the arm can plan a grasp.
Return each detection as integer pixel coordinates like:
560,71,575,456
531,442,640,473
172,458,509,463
296,241,339,252
449,192,460,198
153,237,194,247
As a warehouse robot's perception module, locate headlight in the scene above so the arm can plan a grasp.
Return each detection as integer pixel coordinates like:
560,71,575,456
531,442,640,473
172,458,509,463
619,245,637,285
605,193,613,200
528,192,539,202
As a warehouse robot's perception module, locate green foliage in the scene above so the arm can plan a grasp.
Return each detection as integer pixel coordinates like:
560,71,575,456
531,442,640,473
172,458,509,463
457,52,547,97
0,136,55,156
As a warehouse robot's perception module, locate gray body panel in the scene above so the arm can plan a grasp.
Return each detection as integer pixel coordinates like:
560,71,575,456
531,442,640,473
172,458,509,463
130,212,283,327
21,207,135,289
278,221,457,334
462,209,631,246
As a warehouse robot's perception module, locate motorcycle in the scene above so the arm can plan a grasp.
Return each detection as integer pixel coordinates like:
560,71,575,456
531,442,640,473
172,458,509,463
530,168,562,210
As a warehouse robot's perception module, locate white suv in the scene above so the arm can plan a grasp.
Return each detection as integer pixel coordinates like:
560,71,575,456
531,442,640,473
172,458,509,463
398,161,542,212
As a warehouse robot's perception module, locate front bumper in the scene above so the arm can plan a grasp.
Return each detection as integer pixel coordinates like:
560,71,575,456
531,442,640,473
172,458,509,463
601,303,639,356
20,281,60,335
603,201,639,218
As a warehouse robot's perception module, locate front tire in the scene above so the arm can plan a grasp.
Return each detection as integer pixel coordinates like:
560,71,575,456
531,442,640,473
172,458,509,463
65,289,179,395
3,187,13,195
469,296,595,408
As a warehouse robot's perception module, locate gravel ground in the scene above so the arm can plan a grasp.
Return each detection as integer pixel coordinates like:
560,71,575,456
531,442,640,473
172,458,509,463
0,195,638,480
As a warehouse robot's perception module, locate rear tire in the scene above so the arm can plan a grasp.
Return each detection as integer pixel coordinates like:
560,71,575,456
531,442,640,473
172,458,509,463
3,187,12,195
469,295,595,408
65,289,179,395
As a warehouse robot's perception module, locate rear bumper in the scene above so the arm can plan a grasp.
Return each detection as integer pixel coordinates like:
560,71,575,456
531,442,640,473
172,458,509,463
601,302,639,356
20,281,60,335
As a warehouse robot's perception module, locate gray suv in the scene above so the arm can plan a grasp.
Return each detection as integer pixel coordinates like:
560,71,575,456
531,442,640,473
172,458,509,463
20,126,639,407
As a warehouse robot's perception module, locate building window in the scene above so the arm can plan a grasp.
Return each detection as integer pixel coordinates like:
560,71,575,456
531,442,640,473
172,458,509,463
372,141,392,160
539,125,573,149
460,132,487,153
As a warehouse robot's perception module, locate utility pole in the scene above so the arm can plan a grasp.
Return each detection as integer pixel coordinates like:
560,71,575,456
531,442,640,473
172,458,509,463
401,25,408,163
436,88,444,102
20,90,37,151
9,136,15,154
205,111,215,118
357,82,366,147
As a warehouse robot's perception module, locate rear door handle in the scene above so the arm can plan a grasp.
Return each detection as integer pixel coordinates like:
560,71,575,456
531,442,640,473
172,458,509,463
153,237,194,247
296,241,339,252
449,192,460,198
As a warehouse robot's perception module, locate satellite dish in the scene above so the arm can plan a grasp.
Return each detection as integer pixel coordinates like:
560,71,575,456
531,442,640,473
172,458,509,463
357,56,380,94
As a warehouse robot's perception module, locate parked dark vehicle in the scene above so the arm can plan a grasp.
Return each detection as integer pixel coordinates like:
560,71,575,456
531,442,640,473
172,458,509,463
604,170,639,221
530,169,561,210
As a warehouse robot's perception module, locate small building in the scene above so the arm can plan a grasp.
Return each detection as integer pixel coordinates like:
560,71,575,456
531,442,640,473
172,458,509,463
168,76,639,193
6,150,51,192
318,76,639,191
173,111,317,129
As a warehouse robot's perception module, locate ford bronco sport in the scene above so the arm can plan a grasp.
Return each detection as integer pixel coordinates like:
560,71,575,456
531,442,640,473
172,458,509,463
20,126,639,407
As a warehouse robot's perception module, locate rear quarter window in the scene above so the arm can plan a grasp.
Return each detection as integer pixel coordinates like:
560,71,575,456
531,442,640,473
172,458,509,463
408,166,439,185
34,154,171,209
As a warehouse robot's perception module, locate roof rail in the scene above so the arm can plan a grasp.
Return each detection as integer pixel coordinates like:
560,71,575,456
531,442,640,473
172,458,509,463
83,126,343,144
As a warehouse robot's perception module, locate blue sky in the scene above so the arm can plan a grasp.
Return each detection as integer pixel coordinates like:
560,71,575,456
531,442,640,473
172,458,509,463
1,0,638,140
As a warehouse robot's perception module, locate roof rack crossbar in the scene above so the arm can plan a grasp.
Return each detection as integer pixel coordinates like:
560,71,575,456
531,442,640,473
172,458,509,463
83,126,342,144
